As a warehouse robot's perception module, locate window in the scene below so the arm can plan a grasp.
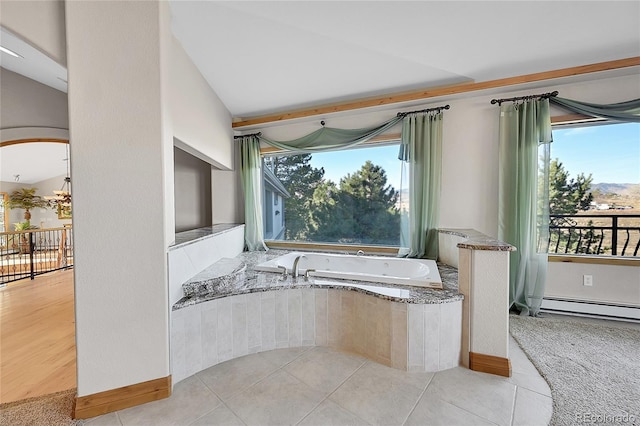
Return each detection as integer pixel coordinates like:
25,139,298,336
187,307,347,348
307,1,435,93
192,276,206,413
262,142,405,246
546,121,640,257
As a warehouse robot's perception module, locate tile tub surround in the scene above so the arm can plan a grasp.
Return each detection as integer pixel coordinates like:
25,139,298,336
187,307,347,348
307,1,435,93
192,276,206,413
171,251,463,384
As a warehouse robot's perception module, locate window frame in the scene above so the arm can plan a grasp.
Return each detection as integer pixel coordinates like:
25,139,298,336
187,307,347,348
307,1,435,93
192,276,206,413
260,134,403,253
547,115,640,264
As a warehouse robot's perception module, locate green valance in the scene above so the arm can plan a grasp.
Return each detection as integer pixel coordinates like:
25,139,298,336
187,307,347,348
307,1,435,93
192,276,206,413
257,116,403,153
550,97,640,122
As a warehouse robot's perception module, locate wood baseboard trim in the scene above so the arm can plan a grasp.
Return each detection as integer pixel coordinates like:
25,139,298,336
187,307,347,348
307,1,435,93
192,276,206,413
469,352,512,377
73,375,171,419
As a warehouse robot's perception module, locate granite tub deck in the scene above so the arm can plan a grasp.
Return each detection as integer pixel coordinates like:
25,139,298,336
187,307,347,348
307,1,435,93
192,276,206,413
171,250,464,385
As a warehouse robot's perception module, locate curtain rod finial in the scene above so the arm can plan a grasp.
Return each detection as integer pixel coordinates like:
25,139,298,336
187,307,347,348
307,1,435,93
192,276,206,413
320,120,325,127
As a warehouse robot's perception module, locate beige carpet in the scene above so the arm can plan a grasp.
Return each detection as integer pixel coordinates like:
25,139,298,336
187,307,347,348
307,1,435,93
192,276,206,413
0,389,82,426
510,315,640,426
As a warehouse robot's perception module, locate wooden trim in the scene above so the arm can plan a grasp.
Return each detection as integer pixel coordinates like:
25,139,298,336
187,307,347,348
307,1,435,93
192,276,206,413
260,132,402,155
232,57,640,128
551,114,604,125
0,138,69,148
469,352,512,377
266,240,399,255
73,376,171,419
548,255,640,267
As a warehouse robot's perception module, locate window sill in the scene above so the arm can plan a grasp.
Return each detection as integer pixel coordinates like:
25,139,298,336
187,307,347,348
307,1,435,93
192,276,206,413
548,255,640,267
265,240,399,255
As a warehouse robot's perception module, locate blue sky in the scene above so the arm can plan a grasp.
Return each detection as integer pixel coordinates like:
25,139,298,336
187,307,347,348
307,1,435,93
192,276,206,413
551,122,639,184
309,144,404,190
306,122,639,189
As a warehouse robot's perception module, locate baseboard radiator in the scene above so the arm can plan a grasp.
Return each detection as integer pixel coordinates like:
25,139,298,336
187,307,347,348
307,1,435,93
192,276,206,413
541,298,640,322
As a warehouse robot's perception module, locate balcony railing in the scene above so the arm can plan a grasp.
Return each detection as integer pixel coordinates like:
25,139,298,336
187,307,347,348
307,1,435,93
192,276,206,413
0,227,74,285
545,214,640,257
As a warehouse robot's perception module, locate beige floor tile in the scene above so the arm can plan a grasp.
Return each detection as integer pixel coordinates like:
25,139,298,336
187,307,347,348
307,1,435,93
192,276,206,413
512,387,553,426
284,347,366,394
329,362,430,425
404,395,495,426
507,371,552,397
425,367,516,426
84,412,122,425
190,404,246,426
257,346,311,368
197,351,280,400
226,370,325,426
117,375,222,426
510,337,542,376
298,399,370,426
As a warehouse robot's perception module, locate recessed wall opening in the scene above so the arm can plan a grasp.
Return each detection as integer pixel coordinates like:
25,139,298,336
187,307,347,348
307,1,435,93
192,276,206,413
173,145,212,233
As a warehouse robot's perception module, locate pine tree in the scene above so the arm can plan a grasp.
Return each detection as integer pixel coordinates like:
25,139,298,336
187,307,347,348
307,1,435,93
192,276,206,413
548,159,594,214
545,159,601,254
310,161,400,245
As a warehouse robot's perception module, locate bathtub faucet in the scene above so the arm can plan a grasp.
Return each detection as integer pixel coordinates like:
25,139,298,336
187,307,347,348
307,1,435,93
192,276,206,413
292,254,306,278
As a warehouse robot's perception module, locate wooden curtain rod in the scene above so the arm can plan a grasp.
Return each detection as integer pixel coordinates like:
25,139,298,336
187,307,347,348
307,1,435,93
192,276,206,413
232,56,640,128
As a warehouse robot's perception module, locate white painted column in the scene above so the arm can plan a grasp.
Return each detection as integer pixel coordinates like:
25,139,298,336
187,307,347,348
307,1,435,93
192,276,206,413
458,247,511,376
66,1,171,397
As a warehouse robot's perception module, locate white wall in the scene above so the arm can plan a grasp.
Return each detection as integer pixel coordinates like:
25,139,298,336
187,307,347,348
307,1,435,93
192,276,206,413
169,38,240,234
0,0,66,65
170,37,233,170
0,68,68,130
546,262,640,307
65,1,171,396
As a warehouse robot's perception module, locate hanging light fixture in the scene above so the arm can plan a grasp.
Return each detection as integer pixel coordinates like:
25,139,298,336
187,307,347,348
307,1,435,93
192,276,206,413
45,144,72,208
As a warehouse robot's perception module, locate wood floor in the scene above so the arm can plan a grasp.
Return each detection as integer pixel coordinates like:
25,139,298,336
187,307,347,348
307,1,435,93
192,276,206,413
0,270,76,403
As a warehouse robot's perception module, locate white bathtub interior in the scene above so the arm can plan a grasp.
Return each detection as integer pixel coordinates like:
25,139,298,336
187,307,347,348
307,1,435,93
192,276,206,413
254,252,443,289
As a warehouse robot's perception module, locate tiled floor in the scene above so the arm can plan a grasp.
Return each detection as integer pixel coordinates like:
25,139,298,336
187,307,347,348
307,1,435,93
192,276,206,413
85,338,552,426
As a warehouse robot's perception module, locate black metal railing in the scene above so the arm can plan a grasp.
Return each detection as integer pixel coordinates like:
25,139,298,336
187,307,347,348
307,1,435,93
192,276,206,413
544,214,640,257
0,227,74,285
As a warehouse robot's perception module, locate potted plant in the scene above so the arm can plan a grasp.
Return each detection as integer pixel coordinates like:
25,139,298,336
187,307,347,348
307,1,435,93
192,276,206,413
5,188,50,221
13,220,38,254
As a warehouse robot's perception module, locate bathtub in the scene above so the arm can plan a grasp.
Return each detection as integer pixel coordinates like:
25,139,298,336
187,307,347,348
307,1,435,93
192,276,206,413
254,252,443,289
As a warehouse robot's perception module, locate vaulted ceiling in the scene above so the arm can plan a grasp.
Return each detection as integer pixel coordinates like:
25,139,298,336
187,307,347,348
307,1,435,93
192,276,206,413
169,1,640,117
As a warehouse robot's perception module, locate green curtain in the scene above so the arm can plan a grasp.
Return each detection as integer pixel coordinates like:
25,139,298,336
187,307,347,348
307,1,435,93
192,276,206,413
258,116,403,153
239,135,268,251
498,99,552,317
398,112,443,259
550,97,640,122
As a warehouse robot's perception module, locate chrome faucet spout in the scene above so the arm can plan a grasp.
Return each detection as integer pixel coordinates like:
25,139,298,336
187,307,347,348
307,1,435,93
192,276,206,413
292,254,306,278
276,265,288,278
